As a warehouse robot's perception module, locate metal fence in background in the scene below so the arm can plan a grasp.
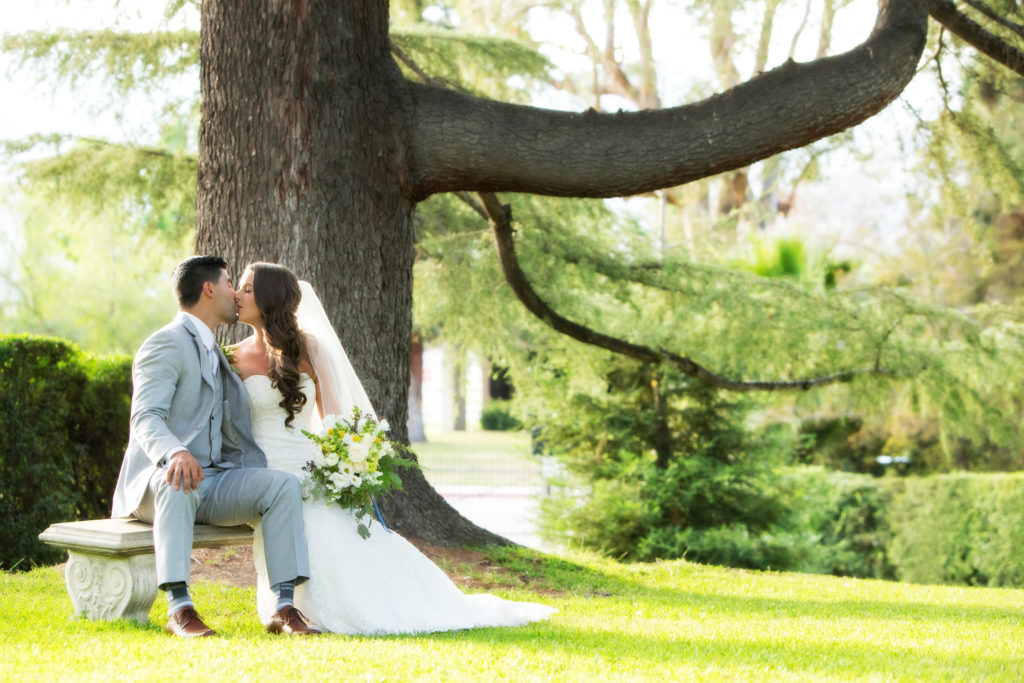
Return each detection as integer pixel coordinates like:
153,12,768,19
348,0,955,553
414,431,552,549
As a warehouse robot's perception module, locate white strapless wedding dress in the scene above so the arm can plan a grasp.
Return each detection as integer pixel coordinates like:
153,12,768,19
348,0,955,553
246,373,557,634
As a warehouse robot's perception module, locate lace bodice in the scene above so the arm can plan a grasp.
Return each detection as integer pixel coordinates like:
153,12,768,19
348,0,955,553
244,373,319,477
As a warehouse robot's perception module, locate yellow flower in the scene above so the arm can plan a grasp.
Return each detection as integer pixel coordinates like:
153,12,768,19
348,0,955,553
352,435,362,442
375,438,382,444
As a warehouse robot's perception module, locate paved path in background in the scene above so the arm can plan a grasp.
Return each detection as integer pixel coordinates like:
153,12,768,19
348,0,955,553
436,485,547,550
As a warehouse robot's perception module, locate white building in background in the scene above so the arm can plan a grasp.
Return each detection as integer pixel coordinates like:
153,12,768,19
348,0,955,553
420,346,487,434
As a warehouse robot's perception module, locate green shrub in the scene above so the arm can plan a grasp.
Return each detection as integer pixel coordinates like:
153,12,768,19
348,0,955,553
70,353,132,519
480,400,522,431
538,361,798,568
889,473,1024,587
0,335,131,570
786,469,897,580
787,470,1024,587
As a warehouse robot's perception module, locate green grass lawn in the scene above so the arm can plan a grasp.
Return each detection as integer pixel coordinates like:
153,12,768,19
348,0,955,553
3,545,1023,681
413,430,542,487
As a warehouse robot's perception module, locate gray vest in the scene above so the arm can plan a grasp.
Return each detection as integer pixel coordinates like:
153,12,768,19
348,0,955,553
188,371,223,467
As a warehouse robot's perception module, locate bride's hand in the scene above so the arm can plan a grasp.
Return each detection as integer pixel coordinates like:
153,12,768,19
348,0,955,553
166,450,205,493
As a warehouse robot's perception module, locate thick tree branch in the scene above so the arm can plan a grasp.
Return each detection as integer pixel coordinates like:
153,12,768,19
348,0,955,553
929,0,1024,76
962,0,1024,38
480,192,891,392
410,0,929,200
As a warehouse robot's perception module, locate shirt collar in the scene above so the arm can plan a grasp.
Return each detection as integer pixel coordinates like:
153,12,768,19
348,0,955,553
177,311,217,352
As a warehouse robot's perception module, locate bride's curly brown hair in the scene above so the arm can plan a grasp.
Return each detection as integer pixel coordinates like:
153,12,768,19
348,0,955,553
249,262,308,427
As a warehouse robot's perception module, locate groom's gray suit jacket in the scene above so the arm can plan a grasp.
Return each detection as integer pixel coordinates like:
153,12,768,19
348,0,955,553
112,313,266,518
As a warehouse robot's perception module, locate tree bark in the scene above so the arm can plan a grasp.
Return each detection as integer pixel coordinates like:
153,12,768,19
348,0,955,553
929,0,1024,77
409,0,929,199
193,0,502,546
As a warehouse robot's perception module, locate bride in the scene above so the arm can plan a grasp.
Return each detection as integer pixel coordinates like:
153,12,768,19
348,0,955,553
228,262,556,634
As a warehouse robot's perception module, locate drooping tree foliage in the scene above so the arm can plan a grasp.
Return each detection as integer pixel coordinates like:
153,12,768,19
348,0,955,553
3,0,1024,550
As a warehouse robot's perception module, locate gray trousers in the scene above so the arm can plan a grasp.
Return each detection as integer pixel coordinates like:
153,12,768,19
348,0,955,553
136,466,309,590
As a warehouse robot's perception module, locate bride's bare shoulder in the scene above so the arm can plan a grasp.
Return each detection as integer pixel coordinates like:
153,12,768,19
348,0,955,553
299,357,317,382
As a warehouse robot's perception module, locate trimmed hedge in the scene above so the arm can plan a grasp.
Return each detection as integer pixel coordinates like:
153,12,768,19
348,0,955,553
796,470,898,580
0,335,130,570
480,400,522,431
794,469,1024,587
889,473,1024,587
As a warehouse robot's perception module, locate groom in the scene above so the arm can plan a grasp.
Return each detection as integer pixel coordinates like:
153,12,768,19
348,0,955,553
111,255,318,637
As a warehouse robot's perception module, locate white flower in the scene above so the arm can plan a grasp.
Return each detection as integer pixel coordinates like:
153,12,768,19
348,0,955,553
378,418,390,434
348,439,372,463
330,470,357,491
352,459,369,473
313,451,328,468
327,473,344,491
320,414,341,436
324,451,340,467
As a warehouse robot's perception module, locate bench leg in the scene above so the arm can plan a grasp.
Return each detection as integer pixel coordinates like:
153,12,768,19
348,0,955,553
64,551,158,623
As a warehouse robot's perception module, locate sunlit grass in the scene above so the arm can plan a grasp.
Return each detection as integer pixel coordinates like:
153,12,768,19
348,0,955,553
3,546,1023,681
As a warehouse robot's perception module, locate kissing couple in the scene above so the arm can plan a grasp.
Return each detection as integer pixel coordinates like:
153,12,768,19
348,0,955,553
111,255,556,637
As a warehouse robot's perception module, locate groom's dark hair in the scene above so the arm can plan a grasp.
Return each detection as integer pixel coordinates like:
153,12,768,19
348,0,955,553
173,255,229,307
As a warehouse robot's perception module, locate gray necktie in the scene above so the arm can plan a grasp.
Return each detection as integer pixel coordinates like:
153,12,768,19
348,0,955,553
208,345,219,377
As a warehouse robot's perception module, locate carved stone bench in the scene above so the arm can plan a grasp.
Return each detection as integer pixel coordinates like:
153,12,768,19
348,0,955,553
39,518,253,623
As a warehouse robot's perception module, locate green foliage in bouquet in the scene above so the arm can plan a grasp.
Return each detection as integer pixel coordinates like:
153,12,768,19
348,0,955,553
301,406,418,538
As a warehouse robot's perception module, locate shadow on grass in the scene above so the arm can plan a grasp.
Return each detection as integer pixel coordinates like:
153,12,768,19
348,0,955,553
410,620,1019,678
481,545,1024,627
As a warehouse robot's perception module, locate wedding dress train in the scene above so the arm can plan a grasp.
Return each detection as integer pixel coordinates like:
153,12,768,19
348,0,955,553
247,373,557,634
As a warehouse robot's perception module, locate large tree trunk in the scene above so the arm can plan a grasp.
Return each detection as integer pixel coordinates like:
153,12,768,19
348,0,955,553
194,0,504,546
191,0,931,547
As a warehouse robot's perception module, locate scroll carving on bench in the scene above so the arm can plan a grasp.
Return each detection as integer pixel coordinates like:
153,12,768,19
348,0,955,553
39,518,252,623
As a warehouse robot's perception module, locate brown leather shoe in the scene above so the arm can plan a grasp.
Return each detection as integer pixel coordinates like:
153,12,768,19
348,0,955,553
266,605,321,635
165,606,216,637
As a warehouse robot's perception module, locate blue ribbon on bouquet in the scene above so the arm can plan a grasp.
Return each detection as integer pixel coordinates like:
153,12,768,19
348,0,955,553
371,494,392,533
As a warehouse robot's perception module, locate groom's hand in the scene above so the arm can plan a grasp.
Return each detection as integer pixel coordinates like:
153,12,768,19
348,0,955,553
167,451,204,493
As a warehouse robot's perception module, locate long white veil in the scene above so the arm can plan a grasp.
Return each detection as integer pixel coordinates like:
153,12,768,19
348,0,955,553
297,281,377,421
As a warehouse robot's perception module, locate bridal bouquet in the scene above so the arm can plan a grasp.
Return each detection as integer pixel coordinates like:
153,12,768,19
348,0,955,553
301,406,417,538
